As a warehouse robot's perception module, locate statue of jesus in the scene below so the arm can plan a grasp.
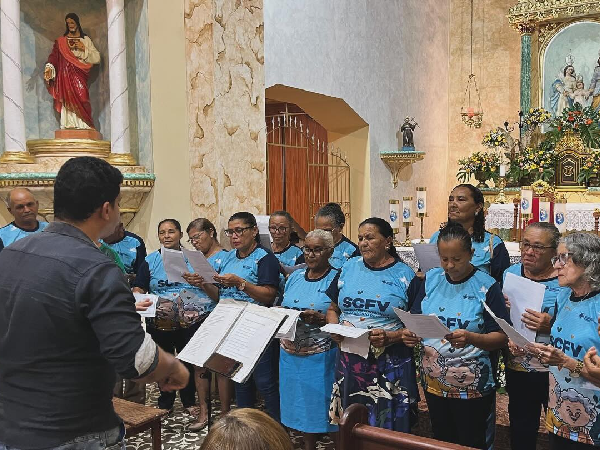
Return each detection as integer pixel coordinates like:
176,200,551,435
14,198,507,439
44,13,100,130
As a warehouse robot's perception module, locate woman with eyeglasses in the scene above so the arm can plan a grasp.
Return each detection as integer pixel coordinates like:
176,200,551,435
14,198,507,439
430,184,510,283
524,232,600,450
504,223,568,450
326,217,418,432
312,202,359,269
269,211,304,304
406,222,509,449
182,218,231,431
133,219,213,414
214,212,281,420
278,229,338,450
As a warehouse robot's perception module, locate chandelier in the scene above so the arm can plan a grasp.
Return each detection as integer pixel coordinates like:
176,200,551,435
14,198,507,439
461,0,483,128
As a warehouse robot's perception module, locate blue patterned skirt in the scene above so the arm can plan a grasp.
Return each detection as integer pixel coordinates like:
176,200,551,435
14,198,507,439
329,344,418,432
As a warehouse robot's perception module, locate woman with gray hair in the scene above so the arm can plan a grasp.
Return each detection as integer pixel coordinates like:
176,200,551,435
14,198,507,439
527,232,600,449
278,229,338,450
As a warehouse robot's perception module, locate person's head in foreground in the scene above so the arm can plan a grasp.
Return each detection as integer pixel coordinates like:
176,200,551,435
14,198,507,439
200,408,293,450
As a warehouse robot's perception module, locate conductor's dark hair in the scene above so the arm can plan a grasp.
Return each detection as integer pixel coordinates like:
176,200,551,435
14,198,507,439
451,183,486,243
437,221,472,253
229,212,260,243
64,13,87,38
54,156,123,222
359,217,400,260
315,202,346,228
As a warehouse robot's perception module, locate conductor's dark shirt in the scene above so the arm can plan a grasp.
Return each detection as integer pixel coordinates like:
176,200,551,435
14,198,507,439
0,222,149,449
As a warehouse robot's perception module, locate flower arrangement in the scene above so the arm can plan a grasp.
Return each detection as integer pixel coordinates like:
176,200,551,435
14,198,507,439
546,104,600,148
457,151,502,184
511,141,557,183
524,107,552,129
481,128,508,149
578,150,600,184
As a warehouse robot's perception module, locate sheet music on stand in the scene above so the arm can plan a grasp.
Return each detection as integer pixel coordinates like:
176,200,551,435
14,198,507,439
178,299,287,383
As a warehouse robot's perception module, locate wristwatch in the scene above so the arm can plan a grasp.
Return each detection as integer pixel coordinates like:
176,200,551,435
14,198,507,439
570,360,584,378
238,280,247,291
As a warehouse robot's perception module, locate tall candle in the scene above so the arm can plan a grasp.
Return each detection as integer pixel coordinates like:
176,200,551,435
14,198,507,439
520,188,533,215
402,196,413,223
416,188,427,215
499,164,506,177
554,202,567,233
539,199,551,223
389,200,400,230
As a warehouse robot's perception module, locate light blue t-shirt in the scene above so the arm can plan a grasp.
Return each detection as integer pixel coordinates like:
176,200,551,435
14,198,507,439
219,245,281,304
137,250,217,327
412,267,508,399
329,236,359,269
280,267,338,354
102,231,146,275
503,263,568,372
0,221,48,251
546,290,600,446
326,257,415,330
273,244,304,304
430,230,503,276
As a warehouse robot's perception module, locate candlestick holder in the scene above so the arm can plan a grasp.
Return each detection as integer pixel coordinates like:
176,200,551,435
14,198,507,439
403,222,413,247
418,213,428,243
521,213,531,237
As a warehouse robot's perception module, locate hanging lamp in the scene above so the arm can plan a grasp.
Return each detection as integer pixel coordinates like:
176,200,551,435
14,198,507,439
461,0,483,128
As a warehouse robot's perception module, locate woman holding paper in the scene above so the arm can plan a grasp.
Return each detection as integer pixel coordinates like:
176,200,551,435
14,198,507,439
325,217,418,432
504,222,566,450
132,219,215,414
214,212,281,421
407,222,509,449
184,218,232,430
279,229,338,449
526,233,600,449
429,184,510,283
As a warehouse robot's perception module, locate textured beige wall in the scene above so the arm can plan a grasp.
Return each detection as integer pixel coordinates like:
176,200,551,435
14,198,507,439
185,0,266,240
447,0,521,198
128,0,192,251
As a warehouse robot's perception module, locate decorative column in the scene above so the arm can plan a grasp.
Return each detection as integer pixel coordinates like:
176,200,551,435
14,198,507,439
0,0,33,163
106,0,135,166
518,23,535,117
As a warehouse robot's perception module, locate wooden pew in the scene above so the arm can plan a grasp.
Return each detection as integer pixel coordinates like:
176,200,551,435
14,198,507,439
339,403,476,450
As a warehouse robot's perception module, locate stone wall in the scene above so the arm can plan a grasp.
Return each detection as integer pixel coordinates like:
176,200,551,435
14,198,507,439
185,0,265,238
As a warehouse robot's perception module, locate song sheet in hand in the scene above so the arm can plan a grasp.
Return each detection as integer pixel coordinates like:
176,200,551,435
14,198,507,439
320,323,371,358
503,272,546,343
393,307,450,339
133,292,158,318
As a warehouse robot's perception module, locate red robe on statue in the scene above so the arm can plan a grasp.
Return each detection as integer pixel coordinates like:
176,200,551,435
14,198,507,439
46,36,94,128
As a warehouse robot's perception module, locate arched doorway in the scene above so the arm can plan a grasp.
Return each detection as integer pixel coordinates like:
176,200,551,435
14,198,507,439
266,101,350,235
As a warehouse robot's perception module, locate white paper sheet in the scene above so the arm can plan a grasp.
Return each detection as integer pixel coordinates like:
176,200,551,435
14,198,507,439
255,215,273,251
412,243,440,272
133,292,158,318
482,302,531,349
162,247,189,284
503,272,546,343
217,303,286,383
393,307,450,339
281,263,307,275
320,323,371,358
177,299,246,367
182,248,219,283
271,307,303,340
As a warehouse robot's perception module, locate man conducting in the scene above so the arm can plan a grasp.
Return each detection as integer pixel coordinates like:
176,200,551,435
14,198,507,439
0,157,189,449
0,188,48,251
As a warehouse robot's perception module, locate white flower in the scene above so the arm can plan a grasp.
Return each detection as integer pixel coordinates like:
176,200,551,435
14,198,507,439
479,286,488,294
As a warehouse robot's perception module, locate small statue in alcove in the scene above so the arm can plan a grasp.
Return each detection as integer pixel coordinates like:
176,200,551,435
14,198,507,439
400,116,419,151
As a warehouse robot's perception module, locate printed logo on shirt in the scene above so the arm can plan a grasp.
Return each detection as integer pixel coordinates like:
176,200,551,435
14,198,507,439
550,335,583,358
341,297,390,313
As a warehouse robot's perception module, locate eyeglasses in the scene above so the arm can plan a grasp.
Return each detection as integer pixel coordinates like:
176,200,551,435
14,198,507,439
520,242,555,254
187,230,207,243
224,226,254,237
268,226,288,234
551,252,574,266
303,247,331,256
318,227,337,233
